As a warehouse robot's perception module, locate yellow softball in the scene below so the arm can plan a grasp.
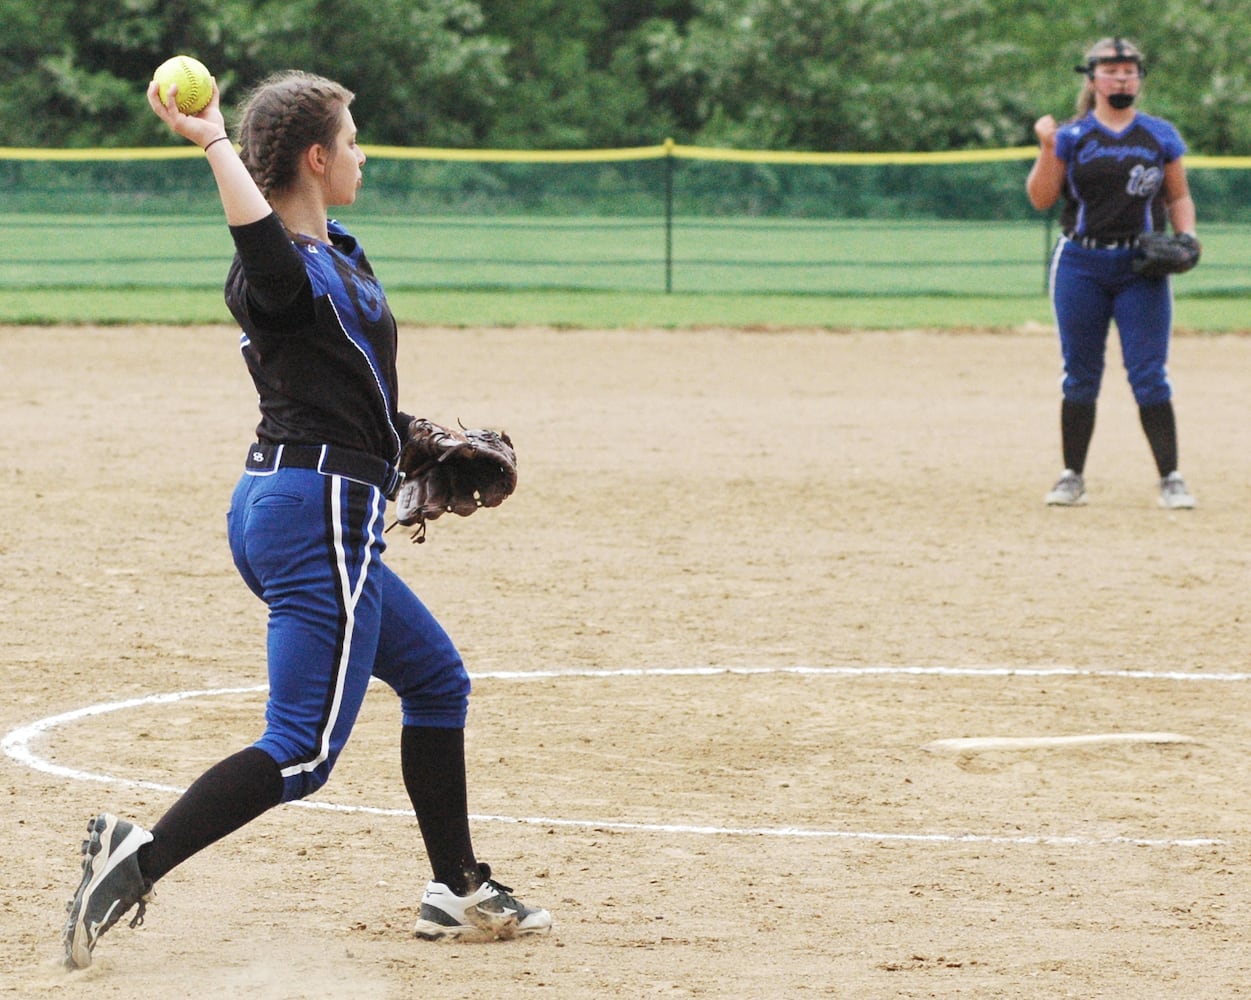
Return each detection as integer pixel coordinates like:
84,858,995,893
152,55,213,115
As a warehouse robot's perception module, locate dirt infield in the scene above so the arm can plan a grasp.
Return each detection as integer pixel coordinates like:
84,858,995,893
2,322,1250,999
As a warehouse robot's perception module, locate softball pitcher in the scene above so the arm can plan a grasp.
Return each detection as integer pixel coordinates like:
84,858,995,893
61,70,550,969
1027,37,1198,509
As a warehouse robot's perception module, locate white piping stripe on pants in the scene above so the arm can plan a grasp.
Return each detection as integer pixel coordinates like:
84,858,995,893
279,476,382,781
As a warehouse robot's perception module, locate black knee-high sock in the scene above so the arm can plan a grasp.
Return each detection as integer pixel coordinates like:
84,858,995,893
400,725,477,894
1061,399,1097,474
1139,401,1179,477
138,747,283,884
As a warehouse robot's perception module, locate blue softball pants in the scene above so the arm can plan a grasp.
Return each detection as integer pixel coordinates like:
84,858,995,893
1048,239,1174,407
227,464,470,803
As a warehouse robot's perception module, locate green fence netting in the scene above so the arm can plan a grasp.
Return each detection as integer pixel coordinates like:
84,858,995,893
3,143,1250,296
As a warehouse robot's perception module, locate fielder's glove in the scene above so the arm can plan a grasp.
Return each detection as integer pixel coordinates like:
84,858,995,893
1132,232,1202,278
390,418,517,543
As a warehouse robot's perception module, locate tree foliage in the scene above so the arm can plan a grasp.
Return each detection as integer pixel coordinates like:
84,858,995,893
3,0,1251,154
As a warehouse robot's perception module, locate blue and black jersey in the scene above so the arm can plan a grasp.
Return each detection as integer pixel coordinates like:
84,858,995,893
1053,111,1186,242
224,213,407,464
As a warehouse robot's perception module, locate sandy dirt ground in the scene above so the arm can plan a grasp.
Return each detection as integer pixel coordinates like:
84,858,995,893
2,321,1251,999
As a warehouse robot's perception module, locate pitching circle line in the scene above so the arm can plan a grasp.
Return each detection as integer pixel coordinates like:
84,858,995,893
3,665,1238,849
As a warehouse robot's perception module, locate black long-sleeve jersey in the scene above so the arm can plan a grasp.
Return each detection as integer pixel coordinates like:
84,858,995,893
224,212,410,464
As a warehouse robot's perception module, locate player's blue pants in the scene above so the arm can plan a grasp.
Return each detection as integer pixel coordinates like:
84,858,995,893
1049,239,1174,407
227,465,470,803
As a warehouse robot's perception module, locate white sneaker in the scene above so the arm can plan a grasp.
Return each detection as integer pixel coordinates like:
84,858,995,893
62,814,154,969
1159,471,1195,509
413,863,551,941
1045,469,1087,506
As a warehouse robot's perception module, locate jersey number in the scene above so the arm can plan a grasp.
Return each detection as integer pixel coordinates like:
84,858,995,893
1126,164,1163,200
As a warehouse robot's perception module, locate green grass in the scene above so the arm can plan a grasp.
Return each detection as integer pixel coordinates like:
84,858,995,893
4,286,1249,333
6,213,1060,295
4,213,1250,330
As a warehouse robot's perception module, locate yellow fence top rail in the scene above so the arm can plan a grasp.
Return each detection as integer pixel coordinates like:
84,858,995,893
360,144,670,162
2,142,1249,168
0,145,214,160
667,143,1037,165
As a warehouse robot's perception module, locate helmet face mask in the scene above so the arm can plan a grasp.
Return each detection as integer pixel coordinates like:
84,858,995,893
1074,37,1144,110
1074,37,1146,81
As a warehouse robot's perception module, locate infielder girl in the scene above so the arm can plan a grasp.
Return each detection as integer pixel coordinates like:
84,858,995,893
62,69,550,969
1027,37,1199,509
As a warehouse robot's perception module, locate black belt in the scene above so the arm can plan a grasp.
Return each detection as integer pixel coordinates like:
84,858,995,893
245,442,404,498
1064,231,1138,250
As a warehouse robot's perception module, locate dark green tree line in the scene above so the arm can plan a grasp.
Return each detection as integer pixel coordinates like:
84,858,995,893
3,0,1251,153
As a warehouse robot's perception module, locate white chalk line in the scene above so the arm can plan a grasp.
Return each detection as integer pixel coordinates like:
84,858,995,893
3,665,1240,849
923,733,1196,753
477,665,1251,682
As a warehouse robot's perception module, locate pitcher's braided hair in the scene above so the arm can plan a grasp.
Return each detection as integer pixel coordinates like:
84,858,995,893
235,71,354,199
